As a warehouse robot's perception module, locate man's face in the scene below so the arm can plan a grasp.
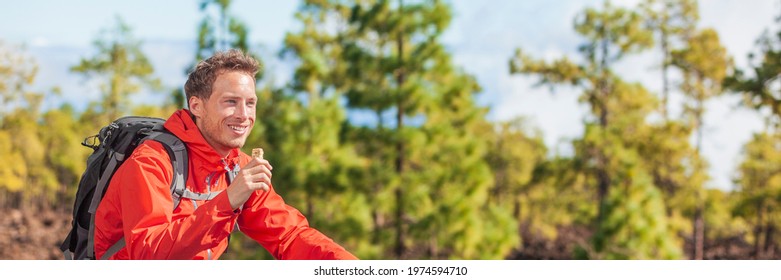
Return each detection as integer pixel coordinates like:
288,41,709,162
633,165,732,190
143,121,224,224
190,71,256,157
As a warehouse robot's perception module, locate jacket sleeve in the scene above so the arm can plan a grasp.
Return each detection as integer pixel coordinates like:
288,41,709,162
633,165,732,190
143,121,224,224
237,186,358,260
113,141,237,259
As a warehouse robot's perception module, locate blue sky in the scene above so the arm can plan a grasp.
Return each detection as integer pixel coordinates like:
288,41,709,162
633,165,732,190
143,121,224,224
1,0,779,191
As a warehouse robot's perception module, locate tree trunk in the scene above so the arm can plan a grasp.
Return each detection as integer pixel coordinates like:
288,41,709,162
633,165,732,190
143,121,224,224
595,76,610,226
371,183,383,244
764,224,776,259
306,192,314,222
692,97,705,260
394,2,407,259
693,205,704,260
754,204,764,259
394,188,405,259
372,110,384,245
660,30,670,120
595,33,611,226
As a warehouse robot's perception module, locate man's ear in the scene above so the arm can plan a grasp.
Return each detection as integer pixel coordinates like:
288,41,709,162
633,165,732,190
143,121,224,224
189,96,203,119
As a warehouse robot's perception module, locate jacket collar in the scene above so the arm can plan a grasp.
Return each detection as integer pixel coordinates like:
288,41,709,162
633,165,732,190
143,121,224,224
163,109,241,171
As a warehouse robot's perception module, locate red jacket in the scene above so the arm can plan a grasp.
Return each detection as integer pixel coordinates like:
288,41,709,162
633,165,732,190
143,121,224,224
94,109,357,260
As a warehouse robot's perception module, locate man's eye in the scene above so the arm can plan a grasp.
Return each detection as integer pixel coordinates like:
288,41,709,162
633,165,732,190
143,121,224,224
226,100,237,104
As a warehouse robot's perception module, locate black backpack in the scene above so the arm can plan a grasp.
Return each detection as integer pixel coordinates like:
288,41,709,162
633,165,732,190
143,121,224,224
60,116,189,260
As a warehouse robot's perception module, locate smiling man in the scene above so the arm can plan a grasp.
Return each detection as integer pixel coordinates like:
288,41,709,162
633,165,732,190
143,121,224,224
93,49,357,260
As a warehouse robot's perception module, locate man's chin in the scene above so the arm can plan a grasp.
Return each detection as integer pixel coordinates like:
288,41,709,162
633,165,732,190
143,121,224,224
227,140,247,150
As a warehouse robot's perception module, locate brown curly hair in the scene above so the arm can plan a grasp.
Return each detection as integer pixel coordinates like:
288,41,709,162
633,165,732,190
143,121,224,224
184,49,259,102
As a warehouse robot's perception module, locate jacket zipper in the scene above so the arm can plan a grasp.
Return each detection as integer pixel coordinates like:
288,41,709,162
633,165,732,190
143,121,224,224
200,169,222,260
196,160,232,260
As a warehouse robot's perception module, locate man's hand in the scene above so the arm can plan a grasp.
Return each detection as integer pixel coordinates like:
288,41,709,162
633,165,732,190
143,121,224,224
226,158,273,210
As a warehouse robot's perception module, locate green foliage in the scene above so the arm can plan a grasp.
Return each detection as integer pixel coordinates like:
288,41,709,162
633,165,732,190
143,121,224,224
71,16,161,122
590,162,681,259
726,13,781,256
411,68,517,259
640,0,699,117
0,40,39,117
0,41,38,195
340,0,520,259
40,107,92,203
634,119,708,240
574,1,654,64
725,16,781,127
0,130,26,193
578,80,683,259
484,118,573,246
242,1,375,259
509,49,582,87
525,156,593,239
0,41,78,208
171,0,263,109
673,28,732,129
734,132,781,257
196,0,251,60
510,1,687,259
269,0,525,260
705,188,747,240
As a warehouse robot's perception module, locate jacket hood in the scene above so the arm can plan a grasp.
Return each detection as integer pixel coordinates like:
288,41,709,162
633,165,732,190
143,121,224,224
163,109,244,171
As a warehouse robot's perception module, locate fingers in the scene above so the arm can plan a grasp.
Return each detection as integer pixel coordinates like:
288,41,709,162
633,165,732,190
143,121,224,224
242,157,273,171
240,158,273,192
257,182,270,192
237,172,270,192
245,169,271,191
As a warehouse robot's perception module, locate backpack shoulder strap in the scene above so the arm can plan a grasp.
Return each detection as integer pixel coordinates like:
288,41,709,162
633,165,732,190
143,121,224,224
147,130,189,210
150,129,225,204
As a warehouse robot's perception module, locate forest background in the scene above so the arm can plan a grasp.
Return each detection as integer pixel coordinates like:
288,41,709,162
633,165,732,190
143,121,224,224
2,0,781,260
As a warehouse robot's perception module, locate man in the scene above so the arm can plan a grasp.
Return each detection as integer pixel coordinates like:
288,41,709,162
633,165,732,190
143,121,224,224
93,49,357,260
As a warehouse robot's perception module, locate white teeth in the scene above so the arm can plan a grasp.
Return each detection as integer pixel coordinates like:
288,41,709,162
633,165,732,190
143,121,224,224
229,125,246,132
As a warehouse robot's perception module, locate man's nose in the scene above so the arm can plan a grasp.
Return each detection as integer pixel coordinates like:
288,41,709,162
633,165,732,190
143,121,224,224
235,102,250,119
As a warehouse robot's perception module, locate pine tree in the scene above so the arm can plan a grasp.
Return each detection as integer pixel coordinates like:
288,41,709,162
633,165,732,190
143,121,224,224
640,0,698,119
510,0,681,259
279,0,514,259
725,9,781,259
734,132,781,258
70,16,161,122
342,0,517,259
725,15,781,126
669,27,732,259
0,41,75,210
169,0,262,108
0,41,37,200
265,0,374,258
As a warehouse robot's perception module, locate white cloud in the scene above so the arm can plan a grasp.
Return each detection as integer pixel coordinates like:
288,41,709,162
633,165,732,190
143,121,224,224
30,37,49,48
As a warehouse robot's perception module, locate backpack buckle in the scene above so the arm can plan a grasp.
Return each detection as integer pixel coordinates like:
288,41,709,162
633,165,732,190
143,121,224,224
81,135,100,150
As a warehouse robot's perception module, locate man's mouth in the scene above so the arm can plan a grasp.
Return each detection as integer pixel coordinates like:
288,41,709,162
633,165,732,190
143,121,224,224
228,125,248,134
